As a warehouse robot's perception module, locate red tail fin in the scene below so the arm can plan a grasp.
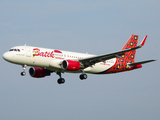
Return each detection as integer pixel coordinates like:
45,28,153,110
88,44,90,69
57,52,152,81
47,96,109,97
121,35,139,63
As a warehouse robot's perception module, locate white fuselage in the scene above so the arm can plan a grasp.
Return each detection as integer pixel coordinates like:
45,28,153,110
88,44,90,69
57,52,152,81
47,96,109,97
3,46,116,74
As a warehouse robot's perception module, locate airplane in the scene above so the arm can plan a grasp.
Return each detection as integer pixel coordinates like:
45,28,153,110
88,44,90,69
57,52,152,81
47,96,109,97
3,35,156,84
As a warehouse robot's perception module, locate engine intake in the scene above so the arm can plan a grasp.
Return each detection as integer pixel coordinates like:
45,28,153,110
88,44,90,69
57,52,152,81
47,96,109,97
61,60,81,71
29,67,51,78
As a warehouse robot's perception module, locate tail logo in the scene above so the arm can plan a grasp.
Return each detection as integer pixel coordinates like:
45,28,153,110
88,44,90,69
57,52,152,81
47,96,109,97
134,36,138,40
131,54,134,59
130,42,133,46
121,55,125,58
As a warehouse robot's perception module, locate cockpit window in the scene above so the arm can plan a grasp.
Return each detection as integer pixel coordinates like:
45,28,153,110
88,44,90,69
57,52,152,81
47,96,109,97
9,49,20,52
9,49,14,51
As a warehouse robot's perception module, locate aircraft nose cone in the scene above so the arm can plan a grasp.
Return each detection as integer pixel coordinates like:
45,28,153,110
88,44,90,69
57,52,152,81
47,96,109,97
3,52,10,61
3,52,16,63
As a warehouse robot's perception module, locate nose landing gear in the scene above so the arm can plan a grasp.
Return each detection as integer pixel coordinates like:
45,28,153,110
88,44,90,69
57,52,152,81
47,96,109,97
21,65,27,76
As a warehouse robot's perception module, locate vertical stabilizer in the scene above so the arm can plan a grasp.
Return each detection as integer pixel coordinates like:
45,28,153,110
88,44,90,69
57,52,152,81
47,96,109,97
121,35,139,63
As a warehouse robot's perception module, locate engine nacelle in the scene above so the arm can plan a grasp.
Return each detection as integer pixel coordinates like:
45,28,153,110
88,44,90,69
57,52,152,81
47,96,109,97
61,60,80,71
29,67,51,78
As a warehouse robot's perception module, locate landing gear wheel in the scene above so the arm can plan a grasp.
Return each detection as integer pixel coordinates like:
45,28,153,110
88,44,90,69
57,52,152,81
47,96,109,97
21,72,26,76
60,78,65,84
56,72,65,84
21,65,27,76
57,78,65,84
80,74,87,80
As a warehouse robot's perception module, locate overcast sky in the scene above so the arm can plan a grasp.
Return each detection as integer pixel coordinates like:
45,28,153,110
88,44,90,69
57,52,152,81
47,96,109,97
0,0,160,120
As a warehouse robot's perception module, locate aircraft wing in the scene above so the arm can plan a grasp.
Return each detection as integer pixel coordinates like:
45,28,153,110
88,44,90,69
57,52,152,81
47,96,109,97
79,36,147,68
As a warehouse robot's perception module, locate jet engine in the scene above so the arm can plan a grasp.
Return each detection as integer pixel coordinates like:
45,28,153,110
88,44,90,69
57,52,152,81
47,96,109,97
29,67,51,78
61,60,81,71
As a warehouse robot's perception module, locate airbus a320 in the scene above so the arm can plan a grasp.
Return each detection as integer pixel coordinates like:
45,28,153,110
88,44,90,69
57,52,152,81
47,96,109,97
3,35,155,84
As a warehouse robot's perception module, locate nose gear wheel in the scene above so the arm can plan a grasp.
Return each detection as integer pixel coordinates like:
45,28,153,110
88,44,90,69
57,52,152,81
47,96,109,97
21,65,27,76
21,72,26,76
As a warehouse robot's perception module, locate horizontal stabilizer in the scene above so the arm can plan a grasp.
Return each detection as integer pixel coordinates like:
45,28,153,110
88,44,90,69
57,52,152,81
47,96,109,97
127,59,156,67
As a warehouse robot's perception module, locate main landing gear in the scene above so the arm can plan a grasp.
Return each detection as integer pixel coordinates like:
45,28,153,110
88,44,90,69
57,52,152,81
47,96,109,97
79,73,87,80
21,65,27,76
79,70,88,80
56,71,88,84
57,72,65,84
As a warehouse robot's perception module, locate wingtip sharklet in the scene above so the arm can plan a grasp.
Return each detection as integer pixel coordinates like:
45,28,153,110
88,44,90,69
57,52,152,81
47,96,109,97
140,35,147,46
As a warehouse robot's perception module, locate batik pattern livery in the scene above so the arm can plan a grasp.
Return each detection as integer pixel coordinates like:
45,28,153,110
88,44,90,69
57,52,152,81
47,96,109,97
100,35,139,74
